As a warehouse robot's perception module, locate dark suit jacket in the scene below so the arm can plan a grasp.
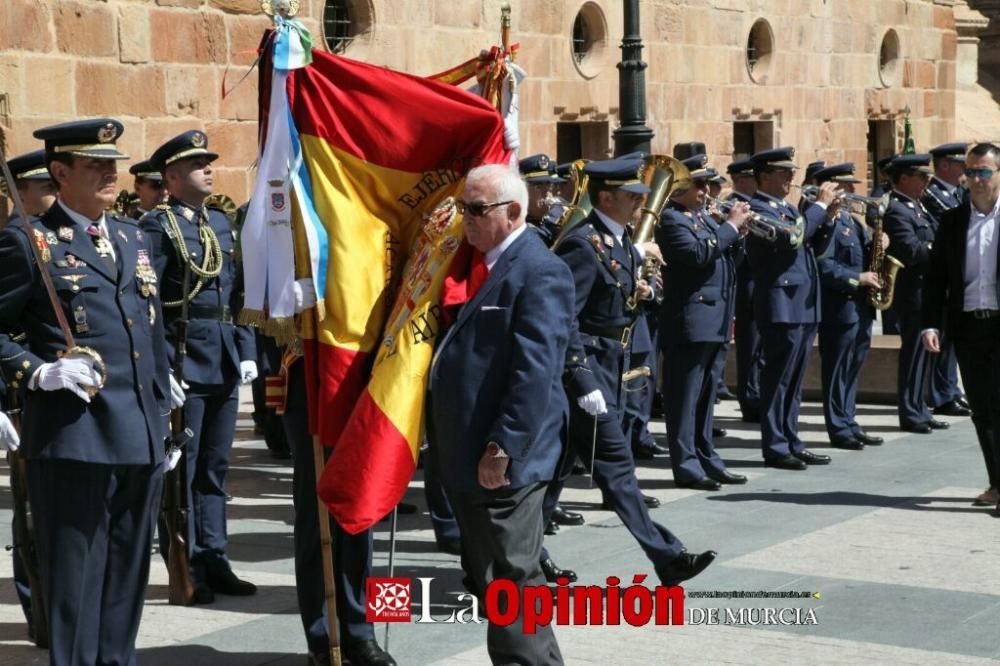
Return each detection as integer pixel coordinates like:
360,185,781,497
0,205,170,464
429,229,574,494
923,201,1000,337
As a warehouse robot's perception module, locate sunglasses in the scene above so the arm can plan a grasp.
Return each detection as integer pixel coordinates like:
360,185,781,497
964,168,995,180
455,199,512,218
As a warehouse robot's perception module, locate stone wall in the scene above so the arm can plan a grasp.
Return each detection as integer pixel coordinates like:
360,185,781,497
0,0,966,202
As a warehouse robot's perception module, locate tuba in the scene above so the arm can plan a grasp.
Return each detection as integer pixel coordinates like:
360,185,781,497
865,193,903,310
633,155,691,280
550,159,592,247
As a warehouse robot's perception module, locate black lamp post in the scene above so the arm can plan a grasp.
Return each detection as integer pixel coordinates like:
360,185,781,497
612,0,654,157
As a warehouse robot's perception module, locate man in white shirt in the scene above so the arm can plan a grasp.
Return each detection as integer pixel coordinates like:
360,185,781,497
922,143,1000,511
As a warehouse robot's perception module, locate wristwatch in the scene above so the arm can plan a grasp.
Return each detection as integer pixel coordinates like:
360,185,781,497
486,441,509,459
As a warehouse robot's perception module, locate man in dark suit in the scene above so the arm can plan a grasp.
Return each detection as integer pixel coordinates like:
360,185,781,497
813,163,885,450
429,164,569,665
747,147,838,470
659,155,750,490
923,142,1000,512
143,130,258,603
923,143,972,418
0,118,176,665
555,157,716,585
883,153,951,434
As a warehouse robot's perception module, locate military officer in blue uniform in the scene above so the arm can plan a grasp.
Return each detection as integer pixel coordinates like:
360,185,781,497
0,118,177,665
923,143,972,418
519,153,566,246
129,159,165,218
554,157,716,586
797,160,826,210
747,147,839,470
813,163,885,450
143,130,258,603
884,153,951,434
658,155,750,490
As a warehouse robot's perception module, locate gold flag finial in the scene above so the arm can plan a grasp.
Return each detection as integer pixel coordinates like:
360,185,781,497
261,0,300,18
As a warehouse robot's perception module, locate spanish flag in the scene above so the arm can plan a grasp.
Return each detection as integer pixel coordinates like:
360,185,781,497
243,19,510,534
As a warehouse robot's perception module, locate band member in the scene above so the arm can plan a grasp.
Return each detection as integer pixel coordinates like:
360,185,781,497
2,150,56,225
143,130,258,603
726,159,761,422
797,160,825,209
813,163,885,450
871,154,900,335
923,142,1000,511
0,118,176,665
129,159,166,218
518,153,566,245
707,171,726,200
659,155,750,490
923,143,972,418
555,157,716,584
748,147,838,470
883,153,951,434
429,165,568,665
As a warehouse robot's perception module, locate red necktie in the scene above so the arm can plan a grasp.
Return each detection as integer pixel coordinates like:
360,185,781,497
468,249,488,298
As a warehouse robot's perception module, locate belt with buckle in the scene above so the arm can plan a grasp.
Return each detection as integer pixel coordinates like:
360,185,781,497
966,309,1000,320
580,322,635,346
187,304,233,323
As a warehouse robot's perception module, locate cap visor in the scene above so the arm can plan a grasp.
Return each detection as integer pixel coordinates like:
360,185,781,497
69,148,130,160
621,183,652,194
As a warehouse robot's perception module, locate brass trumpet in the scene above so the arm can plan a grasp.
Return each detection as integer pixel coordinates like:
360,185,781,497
707,195,796,244
551,159,592,247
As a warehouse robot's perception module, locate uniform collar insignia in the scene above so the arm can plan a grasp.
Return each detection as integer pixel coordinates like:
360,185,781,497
57,226,74,241
603,233,614,247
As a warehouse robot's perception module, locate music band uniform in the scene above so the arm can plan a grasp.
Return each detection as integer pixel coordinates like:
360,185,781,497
0,119,170,665
142,131,258,597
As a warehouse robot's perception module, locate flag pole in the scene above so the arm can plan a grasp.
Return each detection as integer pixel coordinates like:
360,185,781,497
313,436,343,666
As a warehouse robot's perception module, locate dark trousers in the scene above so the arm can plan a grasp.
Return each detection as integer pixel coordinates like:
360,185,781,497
158,381,240,579
449,482,564,666
422,444,460,544
819,319,863,442
953,317,1000,489
568,402,685,568
29,460,161,666
735,279,761,417
896,309,933,427
11,501,33,630
928,326,962,408
663,341,726,483
713,340,732,397
283,361,373,653
759,322,817,459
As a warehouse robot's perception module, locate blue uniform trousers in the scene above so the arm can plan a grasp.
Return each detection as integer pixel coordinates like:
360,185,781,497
284,361,374,654
897,309,933,427
29,460,161,666
759,322,817,459
664,342,726,483
819,320,862,441
928,328,962,408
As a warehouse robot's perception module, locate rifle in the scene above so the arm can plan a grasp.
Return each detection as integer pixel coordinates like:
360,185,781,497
6,388,49,648
162,259,195,605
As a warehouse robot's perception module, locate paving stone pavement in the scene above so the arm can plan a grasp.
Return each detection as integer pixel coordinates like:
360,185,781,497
2,388,998,665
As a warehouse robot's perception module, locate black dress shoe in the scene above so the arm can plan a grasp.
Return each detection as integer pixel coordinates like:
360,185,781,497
956,396,971,410
712,426,728,438
717,389,736,400
437,538,462,556
544,520,559,536
741,410,760,423
927,418,951,430
656,550,717,587
855,432,883,446
646,442,669,455
540,557,578,583
676,477,722,491
794,449,832,465
643,494,660,508
934,400,972,417
831,438,864,451
205,565,257,596
191,582,215,605
552,506,585,526
342,639,397,666
571,461,588,475
901,422,932,434
764,455,807,471
708,470,747,485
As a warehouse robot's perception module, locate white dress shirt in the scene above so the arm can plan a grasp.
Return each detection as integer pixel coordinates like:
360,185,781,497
593,207,655,299
963,195,1000,312
57,199,116,261
484,223,527,271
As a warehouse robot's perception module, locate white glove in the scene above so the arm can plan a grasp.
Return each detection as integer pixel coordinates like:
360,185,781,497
577,389,608,416
293,278,317,313
169,374,186,410
0,412,19,452
32,353,102,403
240,360,259,385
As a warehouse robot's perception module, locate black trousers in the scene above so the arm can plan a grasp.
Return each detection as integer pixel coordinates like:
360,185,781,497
449,482,564,666
953,316,1000,490
283,360,374,654
29,460,162,666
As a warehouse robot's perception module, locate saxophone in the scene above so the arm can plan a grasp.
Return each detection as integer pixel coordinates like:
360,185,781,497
866,193,903,310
